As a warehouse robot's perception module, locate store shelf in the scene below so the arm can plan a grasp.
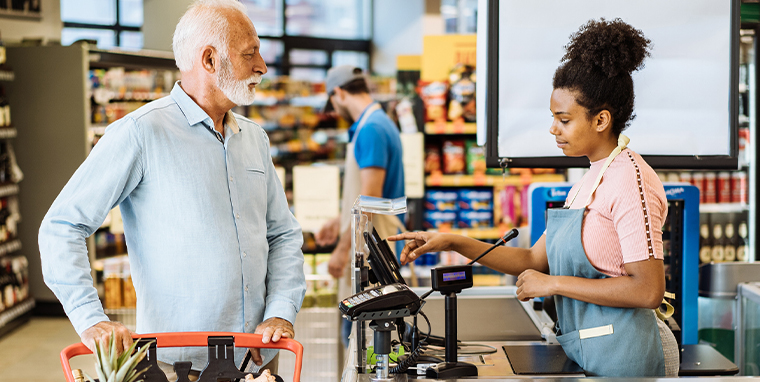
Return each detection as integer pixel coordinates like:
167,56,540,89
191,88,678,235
0,239,21,258
0,183,19,198
0,127,17,139
0,69,14,82
699,203,750,213
424,121,477,135
0,7,41,20
426,173,565,187
430,227,506,240
0,298,35,339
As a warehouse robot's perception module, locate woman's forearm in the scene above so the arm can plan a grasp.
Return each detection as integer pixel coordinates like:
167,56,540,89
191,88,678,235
447,234,548,276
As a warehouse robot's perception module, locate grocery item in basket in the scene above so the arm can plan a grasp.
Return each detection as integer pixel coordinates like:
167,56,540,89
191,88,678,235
246,369,276,382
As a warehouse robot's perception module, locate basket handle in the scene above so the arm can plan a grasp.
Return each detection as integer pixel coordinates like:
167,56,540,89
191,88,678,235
60,332,303,382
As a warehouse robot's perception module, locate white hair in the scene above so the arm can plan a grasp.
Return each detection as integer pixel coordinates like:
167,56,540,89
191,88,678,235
172,0,248,72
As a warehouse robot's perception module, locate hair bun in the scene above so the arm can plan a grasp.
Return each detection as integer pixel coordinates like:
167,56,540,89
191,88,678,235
562,18,651,78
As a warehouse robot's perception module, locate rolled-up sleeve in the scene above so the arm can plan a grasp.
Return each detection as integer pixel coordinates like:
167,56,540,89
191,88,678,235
38,118,143,335
260,132,305,325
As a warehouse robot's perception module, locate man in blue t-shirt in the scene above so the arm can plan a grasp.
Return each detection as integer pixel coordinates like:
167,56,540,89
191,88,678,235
315,66,405,344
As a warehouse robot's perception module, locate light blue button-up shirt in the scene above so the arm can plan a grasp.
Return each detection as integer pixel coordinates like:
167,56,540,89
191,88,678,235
39,82,306,368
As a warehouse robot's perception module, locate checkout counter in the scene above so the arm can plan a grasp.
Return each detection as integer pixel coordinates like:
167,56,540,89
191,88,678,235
340,286,741,381
341,196,741,381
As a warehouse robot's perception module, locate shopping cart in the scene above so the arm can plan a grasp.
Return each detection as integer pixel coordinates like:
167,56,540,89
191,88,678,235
60,332,303,382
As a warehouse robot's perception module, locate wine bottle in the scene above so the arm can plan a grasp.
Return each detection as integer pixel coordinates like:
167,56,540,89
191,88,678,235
711,224,725,262
699,223,712,264
0,86,10,127
736,221,749,262
723,223,736,262
0,31,6,65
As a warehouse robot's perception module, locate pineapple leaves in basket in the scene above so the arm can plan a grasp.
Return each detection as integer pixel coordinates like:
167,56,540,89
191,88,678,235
88,330,154,382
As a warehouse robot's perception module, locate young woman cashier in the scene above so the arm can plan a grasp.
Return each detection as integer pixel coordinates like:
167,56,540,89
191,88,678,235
389,19,679,377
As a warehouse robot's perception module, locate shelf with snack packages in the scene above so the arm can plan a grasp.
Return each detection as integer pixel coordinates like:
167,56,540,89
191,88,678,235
424,119,477,135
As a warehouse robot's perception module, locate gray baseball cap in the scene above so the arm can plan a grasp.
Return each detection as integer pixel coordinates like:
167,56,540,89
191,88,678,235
323,65,366,112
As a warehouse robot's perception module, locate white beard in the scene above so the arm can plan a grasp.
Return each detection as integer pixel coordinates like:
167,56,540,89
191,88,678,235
217,57,261,106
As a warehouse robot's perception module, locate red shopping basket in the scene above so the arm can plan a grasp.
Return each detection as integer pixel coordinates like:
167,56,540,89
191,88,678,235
60,332,303,382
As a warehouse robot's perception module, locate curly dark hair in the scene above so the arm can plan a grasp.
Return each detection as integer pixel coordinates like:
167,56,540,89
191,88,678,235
553,18,652,136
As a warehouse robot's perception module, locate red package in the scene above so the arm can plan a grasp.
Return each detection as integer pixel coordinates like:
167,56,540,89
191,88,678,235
442,140,466,174
418,80,449,122
425,144,442,174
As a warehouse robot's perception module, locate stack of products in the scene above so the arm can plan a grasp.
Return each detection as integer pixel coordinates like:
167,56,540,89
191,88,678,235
0,255,28,313
658,170,748,204
101,256,137,310
302,254,338,309
425,139,497,175
424,188,493,229
697,213,750,263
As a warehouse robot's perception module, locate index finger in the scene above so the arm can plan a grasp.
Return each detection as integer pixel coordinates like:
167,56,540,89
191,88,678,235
386,232,420,242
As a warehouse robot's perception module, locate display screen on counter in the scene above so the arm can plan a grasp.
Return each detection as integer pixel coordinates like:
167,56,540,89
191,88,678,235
443,271,467,282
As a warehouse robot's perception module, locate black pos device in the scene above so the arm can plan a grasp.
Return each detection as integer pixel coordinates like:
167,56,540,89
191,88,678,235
338,227,519,379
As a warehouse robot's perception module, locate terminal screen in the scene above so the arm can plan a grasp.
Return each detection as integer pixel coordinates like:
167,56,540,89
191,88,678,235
443,271,467,282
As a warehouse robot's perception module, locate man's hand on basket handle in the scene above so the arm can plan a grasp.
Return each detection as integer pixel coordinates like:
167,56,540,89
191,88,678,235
80,321,136,355
250,317,294,366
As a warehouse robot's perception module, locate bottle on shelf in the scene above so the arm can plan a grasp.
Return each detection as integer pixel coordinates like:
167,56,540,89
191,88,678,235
0,86,9,127
699,223,712,264
0,31,5,66
736,221,749,262
723,222,736,262
710,224,725,262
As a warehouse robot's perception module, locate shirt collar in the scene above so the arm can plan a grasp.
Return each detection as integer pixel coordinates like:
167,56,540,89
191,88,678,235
171,81,241,135
348,102,377,140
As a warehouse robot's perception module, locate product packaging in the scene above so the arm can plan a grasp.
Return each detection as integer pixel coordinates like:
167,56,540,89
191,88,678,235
465,140,486,175
704,172,717,204
731,171,747,204
458,189,493,211
425,190,458,211
423,210,457,230
419,81,448,122
717,172,731,203
424,144,442,174
457,210,493,229
442,140,466,174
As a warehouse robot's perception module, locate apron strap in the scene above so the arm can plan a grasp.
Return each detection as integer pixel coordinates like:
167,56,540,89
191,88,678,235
353,103,382,140
565,134,630,208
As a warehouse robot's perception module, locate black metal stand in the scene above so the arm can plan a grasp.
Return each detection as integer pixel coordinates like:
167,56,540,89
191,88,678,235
369,319,397,380
426,292,478,378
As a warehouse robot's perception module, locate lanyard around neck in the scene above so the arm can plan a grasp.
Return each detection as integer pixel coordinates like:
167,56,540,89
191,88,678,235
565,134,630,208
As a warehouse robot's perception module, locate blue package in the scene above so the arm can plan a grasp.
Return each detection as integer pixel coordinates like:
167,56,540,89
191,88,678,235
424,210,457,229
458,189,493,211
457,210,493,229
425,190,459,211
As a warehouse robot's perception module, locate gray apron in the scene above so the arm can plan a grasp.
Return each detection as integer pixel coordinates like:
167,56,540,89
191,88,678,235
546,135,667,376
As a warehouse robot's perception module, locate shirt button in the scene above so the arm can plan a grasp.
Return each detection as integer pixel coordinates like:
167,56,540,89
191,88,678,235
243,252,247,258
236,213,240,219
245,322,249,328
229,176,234,182
245,285,249,292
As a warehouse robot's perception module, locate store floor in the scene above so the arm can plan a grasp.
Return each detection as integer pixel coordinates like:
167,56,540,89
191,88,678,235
0,317,97,382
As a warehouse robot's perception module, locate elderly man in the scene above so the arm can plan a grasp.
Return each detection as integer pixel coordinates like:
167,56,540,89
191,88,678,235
38,0,305,376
